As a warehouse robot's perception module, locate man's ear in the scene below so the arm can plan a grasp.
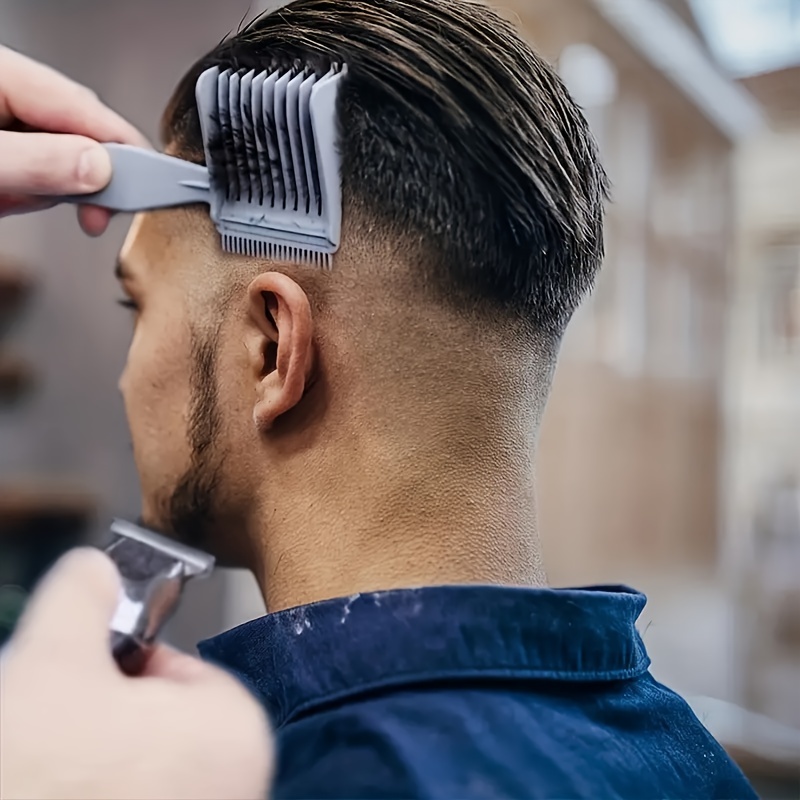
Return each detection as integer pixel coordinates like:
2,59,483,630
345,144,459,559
245,272,315,431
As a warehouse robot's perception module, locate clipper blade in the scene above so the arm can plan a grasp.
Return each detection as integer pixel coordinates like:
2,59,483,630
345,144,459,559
104,519,215,674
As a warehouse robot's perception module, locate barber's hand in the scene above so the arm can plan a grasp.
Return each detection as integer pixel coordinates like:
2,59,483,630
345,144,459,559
0,548,273,800
0,46,148,234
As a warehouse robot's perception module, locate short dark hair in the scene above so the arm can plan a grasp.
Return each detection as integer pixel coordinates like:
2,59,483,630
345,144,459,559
163,0,608,339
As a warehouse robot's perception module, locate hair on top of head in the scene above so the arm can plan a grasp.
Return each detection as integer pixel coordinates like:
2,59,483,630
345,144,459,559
163,0,608,341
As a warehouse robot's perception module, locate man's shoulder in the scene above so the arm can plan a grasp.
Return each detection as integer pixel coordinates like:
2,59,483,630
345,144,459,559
272,680,757,800
272,687,531,799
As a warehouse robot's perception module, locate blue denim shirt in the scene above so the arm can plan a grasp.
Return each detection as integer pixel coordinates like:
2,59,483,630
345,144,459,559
199,585,756,799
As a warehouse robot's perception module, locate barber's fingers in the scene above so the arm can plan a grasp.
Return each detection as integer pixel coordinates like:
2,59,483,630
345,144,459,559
142,645,260,698
78,204,113,236
0,194,55,217
142,644,276,787
142,643,274,766
1,191,112,235
141,644,217,683
0,46,147,147
0,130,114,196
0,129,113,195
13,548,121,665
0,46,148,229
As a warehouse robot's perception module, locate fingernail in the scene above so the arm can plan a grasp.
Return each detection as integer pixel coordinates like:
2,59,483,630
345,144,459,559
77,146,112,191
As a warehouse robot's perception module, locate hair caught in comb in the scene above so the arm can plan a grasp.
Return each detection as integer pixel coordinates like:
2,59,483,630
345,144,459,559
193,62,345,264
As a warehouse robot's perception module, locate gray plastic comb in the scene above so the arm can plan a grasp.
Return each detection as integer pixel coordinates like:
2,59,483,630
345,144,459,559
196,63,346,266
61,64,346,268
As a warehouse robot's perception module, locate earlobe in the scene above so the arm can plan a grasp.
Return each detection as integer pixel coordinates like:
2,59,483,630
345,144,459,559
246,272,315,431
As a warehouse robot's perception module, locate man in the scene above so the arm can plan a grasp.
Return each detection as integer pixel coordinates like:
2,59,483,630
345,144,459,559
113,0,756,797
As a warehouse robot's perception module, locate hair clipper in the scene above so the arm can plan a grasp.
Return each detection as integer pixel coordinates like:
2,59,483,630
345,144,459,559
103,519,215,674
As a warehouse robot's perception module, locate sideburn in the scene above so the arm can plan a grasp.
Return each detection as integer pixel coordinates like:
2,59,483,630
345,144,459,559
167,328,224,548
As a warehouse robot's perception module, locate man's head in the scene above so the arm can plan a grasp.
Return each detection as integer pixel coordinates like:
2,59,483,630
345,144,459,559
117,0,607,568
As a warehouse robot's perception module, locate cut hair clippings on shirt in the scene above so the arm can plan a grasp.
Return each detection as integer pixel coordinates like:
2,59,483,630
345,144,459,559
63,64,346,268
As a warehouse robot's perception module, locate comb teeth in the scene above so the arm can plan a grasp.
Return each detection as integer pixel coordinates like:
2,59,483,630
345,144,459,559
221,233,333,269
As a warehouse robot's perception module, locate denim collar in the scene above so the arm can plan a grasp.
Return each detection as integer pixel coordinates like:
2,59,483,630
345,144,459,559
198,584,651,729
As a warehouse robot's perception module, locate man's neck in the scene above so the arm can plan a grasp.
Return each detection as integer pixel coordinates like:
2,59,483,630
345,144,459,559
247,437,547,612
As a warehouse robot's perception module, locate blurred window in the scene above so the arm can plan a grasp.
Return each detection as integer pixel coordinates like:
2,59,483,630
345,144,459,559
692,0,800,76
559,46,653,376
558,43,617,156
759,245,800,359
559,43,618,107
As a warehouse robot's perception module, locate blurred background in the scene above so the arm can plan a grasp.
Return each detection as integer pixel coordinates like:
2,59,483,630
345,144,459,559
1,0,798,794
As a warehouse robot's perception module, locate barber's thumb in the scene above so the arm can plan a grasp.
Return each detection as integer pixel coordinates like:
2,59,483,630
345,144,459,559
141,643,221,683
13,548,120,660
